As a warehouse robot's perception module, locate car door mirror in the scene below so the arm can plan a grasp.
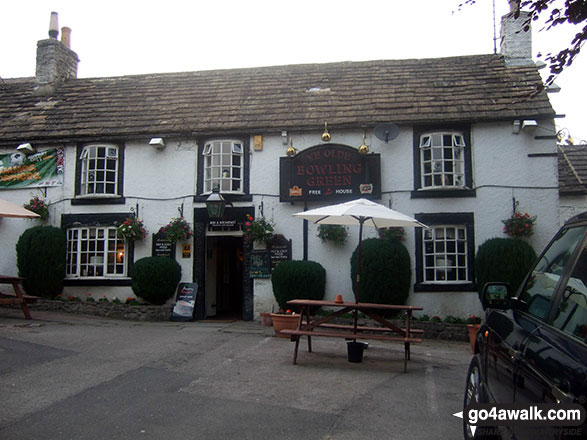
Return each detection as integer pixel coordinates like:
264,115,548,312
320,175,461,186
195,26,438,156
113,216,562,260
481,282,511,310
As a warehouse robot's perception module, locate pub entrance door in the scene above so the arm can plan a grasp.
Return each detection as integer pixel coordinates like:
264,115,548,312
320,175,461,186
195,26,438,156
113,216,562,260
205,235,243,319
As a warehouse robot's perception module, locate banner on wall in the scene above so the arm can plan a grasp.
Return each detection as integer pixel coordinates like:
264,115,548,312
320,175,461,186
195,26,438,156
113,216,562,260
0,148,64,189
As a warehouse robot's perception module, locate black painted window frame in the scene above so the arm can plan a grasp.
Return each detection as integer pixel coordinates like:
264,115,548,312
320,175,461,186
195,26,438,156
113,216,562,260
414,212,476,292
62,213,134,286
72,142,125,205
412,124,475,199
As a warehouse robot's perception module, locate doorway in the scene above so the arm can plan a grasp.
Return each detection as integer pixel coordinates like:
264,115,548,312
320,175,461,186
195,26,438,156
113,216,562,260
205,236,243,319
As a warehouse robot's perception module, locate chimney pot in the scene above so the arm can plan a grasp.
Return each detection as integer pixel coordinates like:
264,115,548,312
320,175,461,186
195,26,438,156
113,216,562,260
48,11,59,39
61,27,72,48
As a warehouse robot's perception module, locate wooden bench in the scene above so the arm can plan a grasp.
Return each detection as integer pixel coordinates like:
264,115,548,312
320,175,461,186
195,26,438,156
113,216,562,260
0,276,36,320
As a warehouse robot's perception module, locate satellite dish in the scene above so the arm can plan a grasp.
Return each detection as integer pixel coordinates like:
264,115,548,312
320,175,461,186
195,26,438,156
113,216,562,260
374,123,400,143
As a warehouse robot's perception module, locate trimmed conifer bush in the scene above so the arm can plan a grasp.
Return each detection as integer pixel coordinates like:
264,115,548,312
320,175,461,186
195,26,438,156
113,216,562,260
130,256,182,305
271,260,326,310
475,238,537,295
16,226,66,298
350,238,411,309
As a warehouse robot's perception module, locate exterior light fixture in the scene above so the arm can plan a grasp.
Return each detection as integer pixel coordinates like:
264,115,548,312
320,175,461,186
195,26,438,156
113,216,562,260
206,187,227,219
321,122,331,142
512,120,521,135
358,133,369,155
286,137,297,157
521,120,537,131
16,143,35,154
149,137,166,149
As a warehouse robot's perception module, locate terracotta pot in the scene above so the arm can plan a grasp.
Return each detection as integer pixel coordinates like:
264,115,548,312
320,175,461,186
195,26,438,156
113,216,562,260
270,313,299,338
260,311,273,326
467,324,480,353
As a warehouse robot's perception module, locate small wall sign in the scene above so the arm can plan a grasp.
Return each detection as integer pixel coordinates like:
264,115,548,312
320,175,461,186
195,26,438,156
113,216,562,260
152,231,176,259
182,243,191,258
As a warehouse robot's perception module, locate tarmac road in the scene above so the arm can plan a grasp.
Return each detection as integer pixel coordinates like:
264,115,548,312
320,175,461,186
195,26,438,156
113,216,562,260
0,309,471,440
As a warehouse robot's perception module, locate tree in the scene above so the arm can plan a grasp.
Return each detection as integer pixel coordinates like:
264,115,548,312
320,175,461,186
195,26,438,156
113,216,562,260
459,0,587,85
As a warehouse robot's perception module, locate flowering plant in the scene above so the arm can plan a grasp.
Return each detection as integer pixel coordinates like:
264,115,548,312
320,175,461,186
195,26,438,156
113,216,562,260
117,217,147,241
274,308,296,315
317,224,348,247
244,213,275,244
24,196,49,220
502,212,536,239
466,315,482,325
378,227,405,242
159,217,193,242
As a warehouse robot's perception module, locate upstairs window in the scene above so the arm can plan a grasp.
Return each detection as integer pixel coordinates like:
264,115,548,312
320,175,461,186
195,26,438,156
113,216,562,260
79,145,119,196
420,132,465,189
203,140,243,193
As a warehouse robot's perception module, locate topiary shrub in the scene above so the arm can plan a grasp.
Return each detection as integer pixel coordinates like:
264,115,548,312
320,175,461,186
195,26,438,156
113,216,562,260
130,256,182,305
271,260,326,311
350,238,411,311
475,238,537,296
16,226,66,298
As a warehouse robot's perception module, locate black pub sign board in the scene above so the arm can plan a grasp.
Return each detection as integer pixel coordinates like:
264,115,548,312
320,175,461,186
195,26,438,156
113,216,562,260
279,144,381,202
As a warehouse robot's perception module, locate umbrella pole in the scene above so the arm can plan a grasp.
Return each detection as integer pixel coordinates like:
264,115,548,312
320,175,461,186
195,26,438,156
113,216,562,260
354,218,364,336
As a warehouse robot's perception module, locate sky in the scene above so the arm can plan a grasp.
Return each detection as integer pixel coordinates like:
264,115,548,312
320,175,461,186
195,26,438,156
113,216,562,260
1,0,585,142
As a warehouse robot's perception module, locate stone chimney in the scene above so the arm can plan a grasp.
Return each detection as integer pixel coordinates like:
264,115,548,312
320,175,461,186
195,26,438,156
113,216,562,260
500,0,533,66
35,12,79,92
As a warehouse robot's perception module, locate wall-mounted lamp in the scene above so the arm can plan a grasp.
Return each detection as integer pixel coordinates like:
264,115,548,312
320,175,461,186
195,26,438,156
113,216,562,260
16,143,35,154
512,120,521,135
358,133,369,155
206,187,227,219
321,122,331,142
286,137,297,157
281,130,288,145
149,137,166,149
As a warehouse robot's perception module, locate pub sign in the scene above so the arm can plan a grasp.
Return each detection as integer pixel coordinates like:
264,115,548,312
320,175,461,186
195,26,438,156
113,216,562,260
279,144,381,202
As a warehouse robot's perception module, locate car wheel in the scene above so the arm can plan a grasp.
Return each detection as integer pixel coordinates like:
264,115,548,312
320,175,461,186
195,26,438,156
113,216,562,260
463,356,500,440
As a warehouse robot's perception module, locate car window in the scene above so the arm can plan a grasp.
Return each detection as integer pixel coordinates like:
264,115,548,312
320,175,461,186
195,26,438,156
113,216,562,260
518,226,587,321
552,241,587,343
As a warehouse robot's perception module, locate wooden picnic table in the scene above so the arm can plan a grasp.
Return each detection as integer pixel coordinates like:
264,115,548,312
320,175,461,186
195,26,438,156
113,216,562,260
280,299,423,372
0,275,37,320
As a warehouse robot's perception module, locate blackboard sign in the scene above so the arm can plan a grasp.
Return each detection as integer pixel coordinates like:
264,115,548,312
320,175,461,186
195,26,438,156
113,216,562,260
170,282,198,321
269,235,292,270
152,231,176,259
250,250,271,278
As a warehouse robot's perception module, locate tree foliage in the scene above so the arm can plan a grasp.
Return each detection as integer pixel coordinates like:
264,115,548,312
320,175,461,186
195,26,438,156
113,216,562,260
459,0,587,85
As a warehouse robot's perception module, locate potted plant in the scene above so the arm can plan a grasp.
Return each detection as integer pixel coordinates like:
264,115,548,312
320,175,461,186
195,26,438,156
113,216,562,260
502,211,536,239
159,217,194,243
466,315,482,353
23,196,49,221
244,213,275,246
269,308,299,338
117,217,147,241
317,224,348,247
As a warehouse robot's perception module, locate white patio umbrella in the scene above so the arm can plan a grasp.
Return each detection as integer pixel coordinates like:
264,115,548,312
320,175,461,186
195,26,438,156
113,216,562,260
0,197,40,219
293,198,427,304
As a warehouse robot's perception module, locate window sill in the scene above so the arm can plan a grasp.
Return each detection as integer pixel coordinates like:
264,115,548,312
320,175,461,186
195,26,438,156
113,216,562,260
414,282,477,292
71,196,126,205
411,188,476,199
64,278,132,287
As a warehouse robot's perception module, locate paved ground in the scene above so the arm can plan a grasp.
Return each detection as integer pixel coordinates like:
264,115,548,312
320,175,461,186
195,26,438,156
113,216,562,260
0,309,472,440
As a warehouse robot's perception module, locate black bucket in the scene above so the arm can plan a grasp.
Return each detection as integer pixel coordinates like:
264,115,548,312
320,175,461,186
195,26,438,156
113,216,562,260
347,341,366,363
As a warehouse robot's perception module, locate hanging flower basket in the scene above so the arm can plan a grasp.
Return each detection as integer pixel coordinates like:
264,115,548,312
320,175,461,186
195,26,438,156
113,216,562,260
317,224,348,247
159,217,194,242
24,196,49,220
244,213,275,245
502,212,536,239
117,217,147,241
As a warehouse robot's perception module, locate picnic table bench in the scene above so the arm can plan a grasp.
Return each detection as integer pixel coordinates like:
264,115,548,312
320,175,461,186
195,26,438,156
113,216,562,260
0,275,37,320
280,299,423,372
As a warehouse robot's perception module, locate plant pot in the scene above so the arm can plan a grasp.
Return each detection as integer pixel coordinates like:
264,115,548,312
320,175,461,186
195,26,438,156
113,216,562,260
260,311,273,326
347,341,366,363
467,324,480,354
270,313,299,338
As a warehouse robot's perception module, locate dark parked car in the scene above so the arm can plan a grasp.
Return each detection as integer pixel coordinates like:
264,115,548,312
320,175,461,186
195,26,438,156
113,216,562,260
464,213,587,439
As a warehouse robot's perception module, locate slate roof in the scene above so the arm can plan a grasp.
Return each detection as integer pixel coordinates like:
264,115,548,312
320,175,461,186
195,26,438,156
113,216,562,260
0,54,555,145
558,145,587,196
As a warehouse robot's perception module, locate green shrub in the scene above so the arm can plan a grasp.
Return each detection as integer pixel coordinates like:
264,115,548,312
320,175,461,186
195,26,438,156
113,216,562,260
271,260,326,311
350,238,411,311
16,226,66,298
130,257,182,305
475,238,537,296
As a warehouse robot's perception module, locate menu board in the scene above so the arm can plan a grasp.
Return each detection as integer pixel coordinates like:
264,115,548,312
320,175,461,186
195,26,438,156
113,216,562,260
250,235,292,278
250,250,271,278
170,282,198,322
152,231,176,259
270,236,292,270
